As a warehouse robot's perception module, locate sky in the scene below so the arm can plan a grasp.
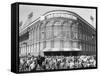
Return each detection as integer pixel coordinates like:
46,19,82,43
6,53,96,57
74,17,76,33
19,4,96,30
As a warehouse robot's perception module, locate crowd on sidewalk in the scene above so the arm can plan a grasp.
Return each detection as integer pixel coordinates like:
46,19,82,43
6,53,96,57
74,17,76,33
19,55,96,72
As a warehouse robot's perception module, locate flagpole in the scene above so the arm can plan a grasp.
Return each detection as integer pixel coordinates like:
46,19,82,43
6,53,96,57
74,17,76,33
90,16,94,26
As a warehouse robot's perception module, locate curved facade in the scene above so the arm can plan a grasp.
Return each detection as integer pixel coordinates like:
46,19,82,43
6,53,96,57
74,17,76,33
19,10,96,57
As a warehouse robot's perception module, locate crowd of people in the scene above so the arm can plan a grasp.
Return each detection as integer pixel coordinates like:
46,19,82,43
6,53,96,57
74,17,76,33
19,55,96,72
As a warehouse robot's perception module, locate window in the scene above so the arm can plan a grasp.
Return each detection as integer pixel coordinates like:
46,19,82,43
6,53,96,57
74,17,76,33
37,43,39,52
54,26,61,37
46,27,52,39
64,41,71,48
34,44,37,52
78,32,82,40
47,30,52,39
24,47,26,55
46,41,51,49
83,34,85,40
51,40,54,48
72,42,78,48
43,41,46,49
41,30,45,40
40,42,43,51
79,43,82,50
31,44,34,53
66,31,70,39
27,46,29,54
60,40,64,48
62,30,66,38
53,21,62,38
36,28,40,41
83,43,85,51
54,40,60,48
21,47,23,55
40,22,46,40
28,45,31,53
72,32,78,39
63,21,70,31
20,46,24,55
71,23,78,32
33,31,36,43
30,45,32,53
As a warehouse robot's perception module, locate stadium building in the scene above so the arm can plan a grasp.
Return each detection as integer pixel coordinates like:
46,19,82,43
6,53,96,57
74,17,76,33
19,10,96,57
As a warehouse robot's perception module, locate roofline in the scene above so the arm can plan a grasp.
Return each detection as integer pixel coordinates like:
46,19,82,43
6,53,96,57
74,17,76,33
19,10,96,33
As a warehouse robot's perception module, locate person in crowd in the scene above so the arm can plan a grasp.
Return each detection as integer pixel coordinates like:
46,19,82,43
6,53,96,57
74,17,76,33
19,54,96,72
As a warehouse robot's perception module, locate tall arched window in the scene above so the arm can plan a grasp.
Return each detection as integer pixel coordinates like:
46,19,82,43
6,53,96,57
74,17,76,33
63,20,72,50
33,28,37,43
36,26,40,41
40,23,45,40
53,20,62,37
63,20,71,39
46,21,53,39
53,20,62,50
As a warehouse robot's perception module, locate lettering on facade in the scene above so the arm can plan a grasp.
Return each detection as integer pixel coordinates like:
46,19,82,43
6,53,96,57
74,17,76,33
45,13,77,20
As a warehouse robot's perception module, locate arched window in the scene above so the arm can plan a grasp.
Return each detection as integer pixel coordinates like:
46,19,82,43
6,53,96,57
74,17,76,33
33,29,36,43
36,27,40,41
46,27,52,39
53,21,62,37
71,22,78,32
63,20,71,32
54,26,59,37
40,27,45,40
46,21,52,39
